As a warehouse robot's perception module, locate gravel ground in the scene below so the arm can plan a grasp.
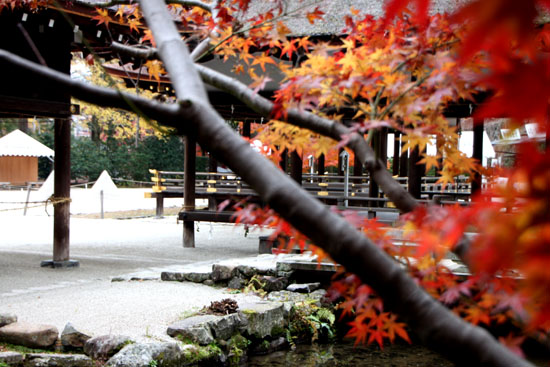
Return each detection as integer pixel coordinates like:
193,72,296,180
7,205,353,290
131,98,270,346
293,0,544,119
0,188,275,342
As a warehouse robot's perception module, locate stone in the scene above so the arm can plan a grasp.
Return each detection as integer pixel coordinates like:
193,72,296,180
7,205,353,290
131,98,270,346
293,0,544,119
228,277,246,289
61,322,91,350
286,282,321,293
184,272,210,283
24,353,92,367
276,262,293,273
160,272,183,282
0,322,58,349
0,313,17,327
267,289,327,307
106,342,182,367
239,302,286,339
208,313,247,340
83,335,132,360
167,315,217,345
258,276,288,292
233,265,258,278
203,279,215,286
211,265,235,282
0,351,24,365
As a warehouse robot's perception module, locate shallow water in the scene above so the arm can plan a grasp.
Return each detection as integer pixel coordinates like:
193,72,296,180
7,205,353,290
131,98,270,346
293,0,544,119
247,341,454,367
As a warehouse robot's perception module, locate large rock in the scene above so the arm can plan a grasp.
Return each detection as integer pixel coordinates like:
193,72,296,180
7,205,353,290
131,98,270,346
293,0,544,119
228,277,246,289
24,353,92,367
211,265,235,282
84,335,132,360
232,265,260,278
239,302,286,339
61,323,91,350
0,313,17,327
185,272,211,283
209,313,247,340
0,322,58,349
258,275,288,292
106,342,182,367
0,351,24,365
160,272,184,282
167,315,217,345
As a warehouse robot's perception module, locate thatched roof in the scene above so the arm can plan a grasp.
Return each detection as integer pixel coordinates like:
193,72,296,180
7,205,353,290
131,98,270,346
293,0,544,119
0,130,54,157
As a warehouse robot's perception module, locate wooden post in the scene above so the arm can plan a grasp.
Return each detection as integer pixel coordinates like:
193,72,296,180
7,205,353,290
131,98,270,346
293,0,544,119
369,131,380,205
379,127,388,169
41,118,78,268
242,121,251,139
183,135,196,248
317,154,325,177
392,131,400,176
290,150,302,184
279,148,288,172
408,146,422,199
472,119,484,195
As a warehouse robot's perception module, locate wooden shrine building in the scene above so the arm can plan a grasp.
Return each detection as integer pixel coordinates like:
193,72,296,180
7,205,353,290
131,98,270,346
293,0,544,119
0,129,54,185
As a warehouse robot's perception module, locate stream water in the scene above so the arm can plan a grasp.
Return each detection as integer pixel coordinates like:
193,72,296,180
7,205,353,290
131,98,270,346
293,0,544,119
247,341,454,367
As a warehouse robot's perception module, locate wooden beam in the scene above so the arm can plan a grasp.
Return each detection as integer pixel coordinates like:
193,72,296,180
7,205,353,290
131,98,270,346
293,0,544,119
183,136,196,248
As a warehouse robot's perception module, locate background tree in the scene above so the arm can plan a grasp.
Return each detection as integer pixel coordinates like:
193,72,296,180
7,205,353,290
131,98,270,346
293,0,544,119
1,0,549,366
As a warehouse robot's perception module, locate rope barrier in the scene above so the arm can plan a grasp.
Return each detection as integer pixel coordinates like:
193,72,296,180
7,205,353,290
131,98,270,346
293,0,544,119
0,196,71,213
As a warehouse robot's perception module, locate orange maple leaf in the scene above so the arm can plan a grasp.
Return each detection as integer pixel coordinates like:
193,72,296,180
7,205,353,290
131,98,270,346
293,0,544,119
251,53,276,72
92,8,112,27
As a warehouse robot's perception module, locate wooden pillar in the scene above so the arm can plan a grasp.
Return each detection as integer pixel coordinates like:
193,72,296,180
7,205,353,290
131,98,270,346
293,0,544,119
317,154,325,177
242,121,251,139
408,146,422,199
369,131,380,205
392,132,400,176
41,118,78,268
183,136,196,248
279,148,288,172
471,119,484,195
379,127,388,169
290,150,302,184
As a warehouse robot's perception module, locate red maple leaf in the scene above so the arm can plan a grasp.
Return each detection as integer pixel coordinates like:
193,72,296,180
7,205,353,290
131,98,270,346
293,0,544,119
383,0,429,27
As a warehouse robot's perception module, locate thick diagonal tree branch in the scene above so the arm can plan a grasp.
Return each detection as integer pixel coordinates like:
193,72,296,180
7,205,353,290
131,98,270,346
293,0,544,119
69,1,533,365
0,2,525,364
0,41,530,367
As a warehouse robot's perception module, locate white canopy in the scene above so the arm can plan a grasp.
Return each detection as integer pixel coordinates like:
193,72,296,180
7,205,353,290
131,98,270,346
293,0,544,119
0,129,54,157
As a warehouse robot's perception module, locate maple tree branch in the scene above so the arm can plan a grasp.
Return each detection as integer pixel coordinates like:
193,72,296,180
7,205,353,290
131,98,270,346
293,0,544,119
134,4,533,364
0,38,531,367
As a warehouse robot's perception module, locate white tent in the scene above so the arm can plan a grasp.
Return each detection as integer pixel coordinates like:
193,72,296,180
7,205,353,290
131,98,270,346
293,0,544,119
91,170,118,194
0,129,54,157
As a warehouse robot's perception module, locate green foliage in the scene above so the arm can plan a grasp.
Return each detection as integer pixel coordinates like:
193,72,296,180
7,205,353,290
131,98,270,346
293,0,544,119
289,303,336,344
